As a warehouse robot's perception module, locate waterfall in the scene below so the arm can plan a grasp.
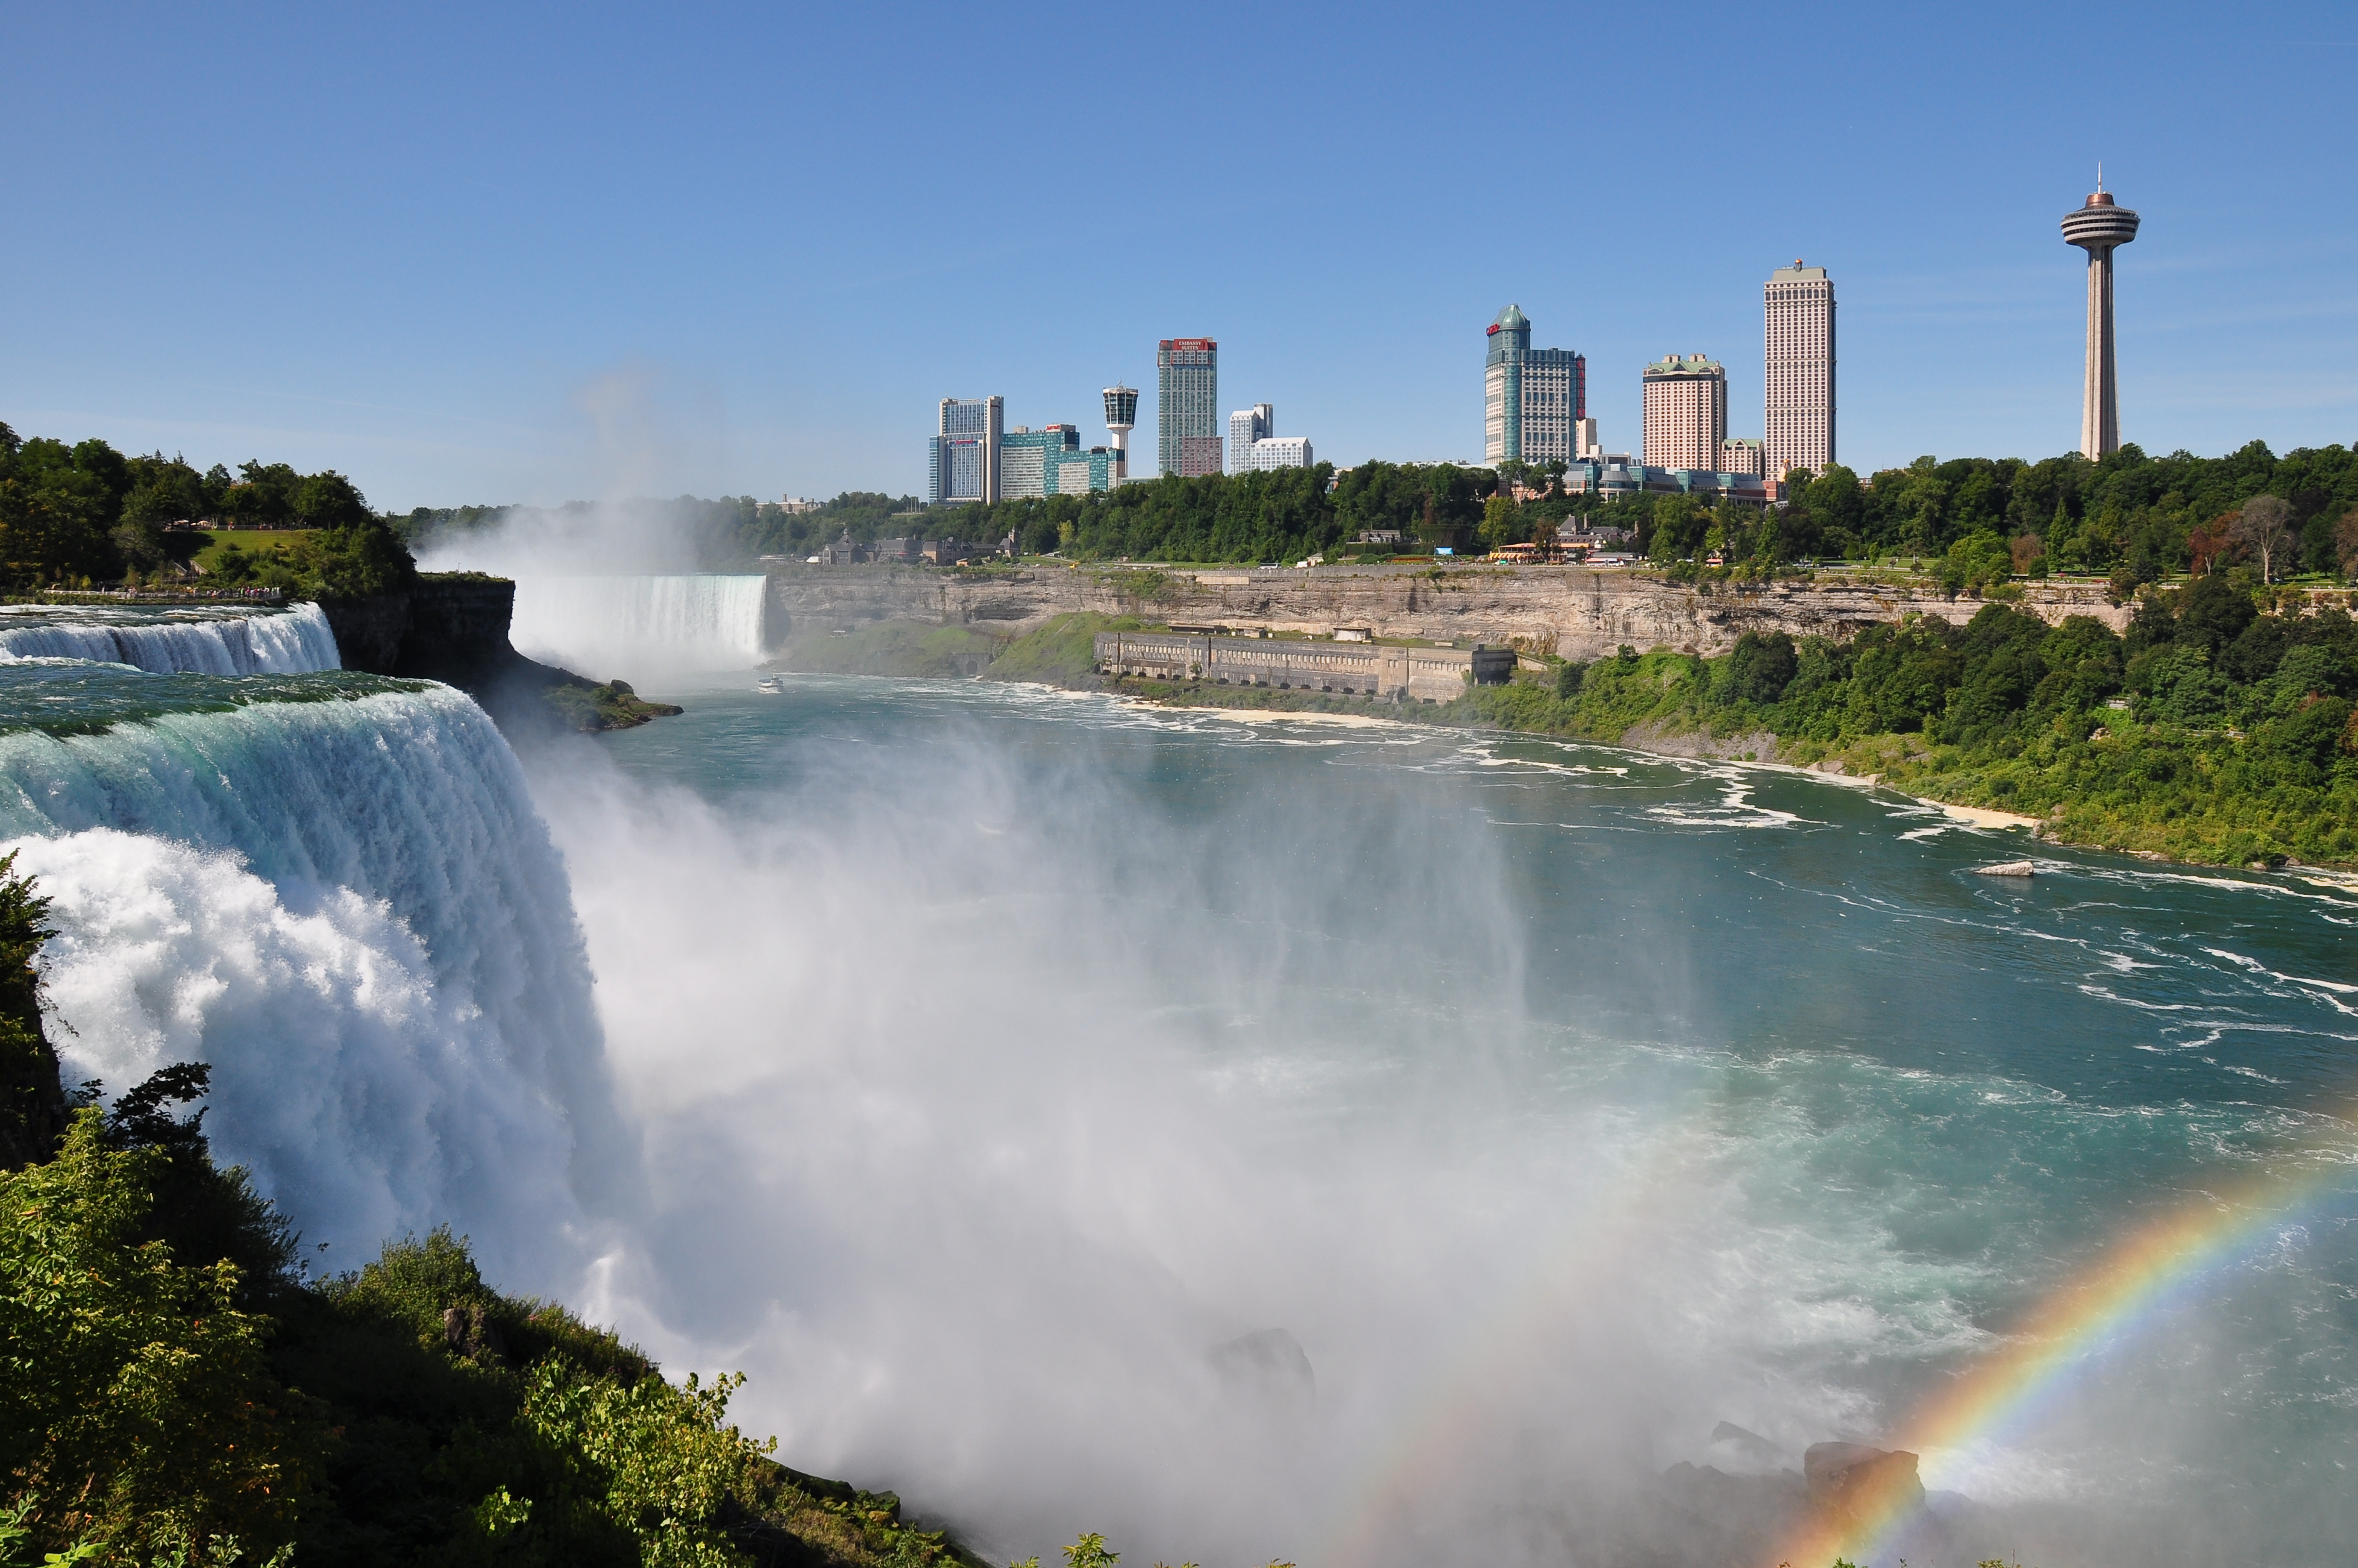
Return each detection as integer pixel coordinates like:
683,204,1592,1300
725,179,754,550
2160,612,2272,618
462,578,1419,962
508,574,770,675
0,601,342,674
0,680,615,1281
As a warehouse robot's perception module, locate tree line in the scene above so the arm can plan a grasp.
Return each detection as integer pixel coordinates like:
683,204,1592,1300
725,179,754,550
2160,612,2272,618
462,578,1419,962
1588,442,2358,589
0,423,412,597
735,444,2358,580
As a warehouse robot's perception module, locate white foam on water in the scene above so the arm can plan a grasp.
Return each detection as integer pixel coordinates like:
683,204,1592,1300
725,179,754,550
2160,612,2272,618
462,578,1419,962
0,682,617,1284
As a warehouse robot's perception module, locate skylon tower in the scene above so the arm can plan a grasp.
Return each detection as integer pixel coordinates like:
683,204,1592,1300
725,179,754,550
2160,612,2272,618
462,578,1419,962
2060,177,2139,459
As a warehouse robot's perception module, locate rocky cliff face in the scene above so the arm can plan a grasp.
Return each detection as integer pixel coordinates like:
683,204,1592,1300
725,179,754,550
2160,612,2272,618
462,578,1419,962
320,575,520,683
765,564,2131,659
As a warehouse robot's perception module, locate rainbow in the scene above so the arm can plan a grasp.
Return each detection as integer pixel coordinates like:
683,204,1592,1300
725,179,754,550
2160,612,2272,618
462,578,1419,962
1772,1149,2354,1568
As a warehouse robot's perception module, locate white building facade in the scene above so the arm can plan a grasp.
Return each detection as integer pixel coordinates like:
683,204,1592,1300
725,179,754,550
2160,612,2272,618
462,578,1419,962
1228,404,1273,473
1237,435,1313,471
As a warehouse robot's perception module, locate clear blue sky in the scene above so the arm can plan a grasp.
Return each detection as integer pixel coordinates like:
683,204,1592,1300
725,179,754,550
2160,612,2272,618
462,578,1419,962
4,1,2353,510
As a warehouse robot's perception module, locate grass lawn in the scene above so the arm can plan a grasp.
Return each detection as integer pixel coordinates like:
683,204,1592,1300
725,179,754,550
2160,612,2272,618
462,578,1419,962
184,528,318,574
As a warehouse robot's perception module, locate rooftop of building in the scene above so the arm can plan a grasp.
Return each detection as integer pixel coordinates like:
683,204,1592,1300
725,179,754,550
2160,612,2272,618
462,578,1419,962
1490,304,1529,333
1644,354,1725,377
1769,259,1829,281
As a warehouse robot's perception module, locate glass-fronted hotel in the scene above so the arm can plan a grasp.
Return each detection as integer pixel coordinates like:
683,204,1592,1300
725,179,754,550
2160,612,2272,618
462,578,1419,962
926,396,1003,506
1484,306,1587,465
1158,339,1219,476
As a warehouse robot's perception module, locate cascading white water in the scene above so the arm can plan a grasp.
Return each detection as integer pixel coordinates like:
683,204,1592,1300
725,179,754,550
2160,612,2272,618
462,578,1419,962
0,601,342,674
509,574,769,676
0,682,616,1282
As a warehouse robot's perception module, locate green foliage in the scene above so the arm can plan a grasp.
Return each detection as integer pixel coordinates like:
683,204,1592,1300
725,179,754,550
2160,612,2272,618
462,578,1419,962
0,428,420,594
0,850,61,1170
539,678,685,732
1780,442,2358,576
0,1112,322,1560
1440,589,2358,867
1060,1534,1116,1568
974,613,1150,688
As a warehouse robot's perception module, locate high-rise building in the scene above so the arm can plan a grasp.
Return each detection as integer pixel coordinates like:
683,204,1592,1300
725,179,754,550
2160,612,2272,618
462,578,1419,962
1000,424,1120,498
927,397,1003,505
2061,184,2139,459
1573,416,1600,459
1228,404,1273,472
1764,260,1835,478
1642,356,1728,472
1158,339,1218,476
1103,386,1138,481
1719,438,1765,477
1483,306,1588,466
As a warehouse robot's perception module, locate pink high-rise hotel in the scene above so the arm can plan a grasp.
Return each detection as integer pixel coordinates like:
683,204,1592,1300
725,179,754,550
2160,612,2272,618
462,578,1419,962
1764,260,1835,478
1641,355,1727,472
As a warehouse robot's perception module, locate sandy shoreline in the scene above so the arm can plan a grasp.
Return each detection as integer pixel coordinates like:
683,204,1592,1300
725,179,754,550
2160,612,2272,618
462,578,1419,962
1936,801,2043,830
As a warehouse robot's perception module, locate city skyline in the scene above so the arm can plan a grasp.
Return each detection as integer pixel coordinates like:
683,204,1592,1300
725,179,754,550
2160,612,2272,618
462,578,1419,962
3,4,2351,509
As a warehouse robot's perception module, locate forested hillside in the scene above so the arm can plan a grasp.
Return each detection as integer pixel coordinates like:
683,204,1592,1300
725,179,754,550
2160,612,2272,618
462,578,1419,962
1459,579,2358,867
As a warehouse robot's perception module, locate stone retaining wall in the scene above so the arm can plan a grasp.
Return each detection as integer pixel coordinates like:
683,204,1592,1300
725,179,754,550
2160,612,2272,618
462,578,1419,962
1093,632,1507,701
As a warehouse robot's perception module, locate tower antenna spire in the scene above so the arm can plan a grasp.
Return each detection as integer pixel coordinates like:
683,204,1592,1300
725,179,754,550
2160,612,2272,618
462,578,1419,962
2097,160,2104,193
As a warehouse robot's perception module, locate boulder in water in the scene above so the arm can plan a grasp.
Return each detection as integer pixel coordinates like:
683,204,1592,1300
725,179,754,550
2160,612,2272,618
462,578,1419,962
1803,1441,1925,1520
1708,1420,1787,1468
1209,1326,1315,1405
1975,860,2036,877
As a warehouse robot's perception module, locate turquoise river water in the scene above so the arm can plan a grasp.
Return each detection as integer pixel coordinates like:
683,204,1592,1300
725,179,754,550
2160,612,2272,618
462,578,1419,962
1,612,2351,1567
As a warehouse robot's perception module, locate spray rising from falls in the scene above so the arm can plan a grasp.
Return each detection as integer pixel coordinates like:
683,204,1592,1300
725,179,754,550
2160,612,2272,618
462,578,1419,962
0,671,616,1283
0,602,342,674
509,575,770,674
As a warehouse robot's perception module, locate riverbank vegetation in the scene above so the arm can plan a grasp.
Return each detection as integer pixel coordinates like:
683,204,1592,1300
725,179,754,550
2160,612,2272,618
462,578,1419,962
1081,577,2358,869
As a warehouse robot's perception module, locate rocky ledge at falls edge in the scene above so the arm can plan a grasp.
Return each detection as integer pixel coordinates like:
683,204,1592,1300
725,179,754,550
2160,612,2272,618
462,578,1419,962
318,573,681,733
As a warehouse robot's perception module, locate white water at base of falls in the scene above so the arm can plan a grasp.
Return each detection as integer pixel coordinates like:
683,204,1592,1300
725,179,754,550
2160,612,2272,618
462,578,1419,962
508,574,770,676
0,601,342,674
0,684,619,1282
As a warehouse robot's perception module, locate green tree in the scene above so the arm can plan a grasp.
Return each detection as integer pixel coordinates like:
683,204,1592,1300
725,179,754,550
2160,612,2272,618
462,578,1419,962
0,1112,321,1559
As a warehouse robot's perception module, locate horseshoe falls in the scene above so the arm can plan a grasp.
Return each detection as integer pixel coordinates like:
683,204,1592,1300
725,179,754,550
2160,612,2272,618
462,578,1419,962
0,661,616,1284
506,574,770,676
0,600,342,674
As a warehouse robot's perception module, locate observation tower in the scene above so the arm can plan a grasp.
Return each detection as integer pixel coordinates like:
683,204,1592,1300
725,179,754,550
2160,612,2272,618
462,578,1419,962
1103,384,1138,481
2060,177,2139,459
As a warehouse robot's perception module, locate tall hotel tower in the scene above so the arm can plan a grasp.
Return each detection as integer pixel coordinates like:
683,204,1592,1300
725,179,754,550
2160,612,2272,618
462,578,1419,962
927,396,1003,506
1484,306,1585,465
1763,260,1834,478
2061,184,2139,458
1158,339,1220,477
1642,356,1727,472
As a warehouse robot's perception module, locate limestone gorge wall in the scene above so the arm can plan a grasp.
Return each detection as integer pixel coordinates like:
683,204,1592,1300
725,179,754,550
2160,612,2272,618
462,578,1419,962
765,563,2131,659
